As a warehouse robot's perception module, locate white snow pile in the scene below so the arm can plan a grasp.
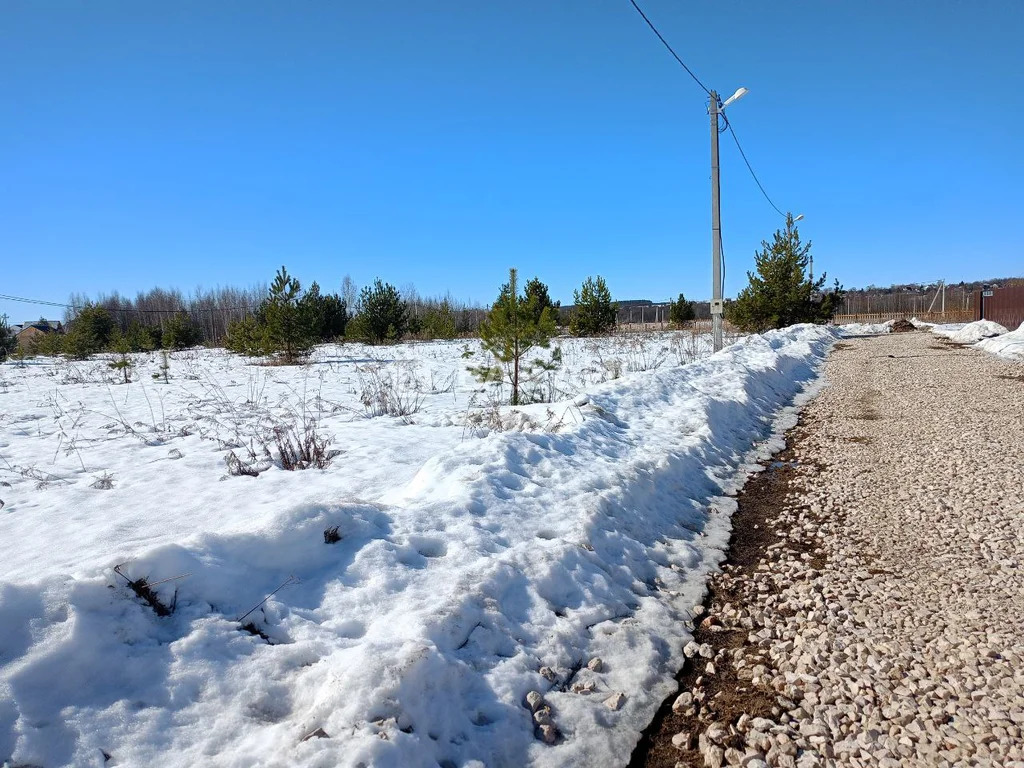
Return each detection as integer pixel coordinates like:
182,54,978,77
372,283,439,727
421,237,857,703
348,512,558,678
932,319,1008,344
974,321,1024,360
838,320,893,336
0,326,836,768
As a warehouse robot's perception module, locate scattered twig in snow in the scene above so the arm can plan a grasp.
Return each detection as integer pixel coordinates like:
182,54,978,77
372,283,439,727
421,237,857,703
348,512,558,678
236,575,299,624
113,563,185,617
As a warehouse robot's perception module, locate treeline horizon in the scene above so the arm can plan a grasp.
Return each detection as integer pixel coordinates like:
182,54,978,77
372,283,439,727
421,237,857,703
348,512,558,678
59,277,493,346
16,272,1018,346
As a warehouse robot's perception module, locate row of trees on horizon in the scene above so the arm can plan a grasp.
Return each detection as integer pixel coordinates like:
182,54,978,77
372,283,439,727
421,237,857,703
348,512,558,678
2,218,848,363
3,269,654,361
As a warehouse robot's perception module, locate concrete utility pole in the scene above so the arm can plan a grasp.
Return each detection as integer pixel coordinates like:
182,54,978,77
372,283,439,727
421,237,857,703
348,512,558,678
709,91,724,352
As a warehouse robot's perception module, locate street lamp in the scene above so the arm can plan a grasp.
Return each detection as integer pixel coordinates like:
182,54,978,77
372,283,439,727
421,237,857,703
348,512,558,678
721,87,748,109
710,91,802,352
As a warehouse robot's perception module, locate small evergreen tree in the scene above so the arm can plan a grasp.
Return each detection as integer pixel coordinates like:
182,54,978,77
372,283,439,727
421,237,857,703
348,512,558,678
357,279,409,344
523,277,559,326
124,321,156,352
475,268,558,406
264,266,314,363
162,312,201,350
422,300,457,340
108,333,134,384
28,329,64,357
569,275,617,336
64,304,114,359
0,315,16,361
729,214,845,332
157,350,171,383
669,293,696,326
225,314,269,356
299,282,347,342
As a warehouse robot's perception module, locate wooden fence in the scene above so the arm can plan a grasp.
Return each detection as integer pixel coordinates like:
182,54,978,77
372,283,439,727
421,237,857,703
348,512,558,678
613,319,740,334
830,311,974,326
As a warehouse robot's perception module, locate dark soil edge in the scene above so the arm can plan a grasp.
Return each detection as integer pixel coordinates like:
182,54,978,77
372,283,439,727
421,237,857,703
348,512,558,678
627,420,816,768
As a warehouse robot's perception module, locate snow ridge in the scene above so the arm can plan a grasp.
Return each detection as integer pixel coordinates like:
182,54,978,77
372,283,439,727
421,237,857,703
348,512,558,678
0,325,837,768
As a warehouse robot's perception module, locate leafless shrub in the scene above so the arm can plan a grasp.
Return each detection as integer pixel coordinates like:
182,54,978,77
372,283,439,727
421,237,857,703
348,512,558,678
723,329,745,347
357,363,424,421
90,471,115,489
226,450,261,477
427,367,458,394
273,420,335,470
618,334,667,372
246,370,269,406
11,464,71,490
672,328,708,365
602,357,623,380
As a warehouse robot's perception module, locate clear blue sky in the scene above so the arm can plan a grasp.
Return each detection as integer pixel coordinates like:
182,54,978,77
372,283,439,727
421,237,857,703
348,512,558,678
2,0,1022,321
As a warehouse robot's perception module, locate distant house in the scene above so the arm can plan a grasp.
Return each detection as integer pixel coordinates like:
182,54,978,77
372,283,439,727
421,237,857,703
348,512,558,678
16,319,64,349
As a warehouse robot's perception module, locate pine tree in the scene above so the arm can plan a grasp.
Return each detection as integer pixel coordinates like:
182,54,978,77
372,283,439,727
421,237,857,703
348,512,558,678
669,293,696,326
0,315,16,361
356,279,409,344
225,314,269,356
299,282,347,342
264,266,314,363
161,311,201,350
523,277,559,325
422,300,457,340
108,333,134,384
729,214,845,332
475,268,558,406
158,350,171,383
64,304,114,359
124,321,156,352
569,276,617,336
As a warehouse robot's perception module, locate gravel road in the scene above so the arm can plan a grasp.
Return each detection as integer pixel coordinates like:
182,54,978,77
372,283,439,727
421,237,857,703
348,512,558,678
632,330,1024,768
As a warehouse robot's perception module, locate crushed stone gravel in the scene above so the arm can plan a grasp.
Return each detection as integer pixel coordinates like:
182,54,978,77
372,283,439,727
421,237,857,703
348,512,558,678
632,330,1024,768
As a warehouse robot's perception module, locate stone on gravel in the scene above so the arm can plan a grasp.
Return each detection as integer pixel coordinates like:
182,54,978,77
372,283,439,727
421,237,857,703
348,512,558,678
525,690,544,713
603,692,627,711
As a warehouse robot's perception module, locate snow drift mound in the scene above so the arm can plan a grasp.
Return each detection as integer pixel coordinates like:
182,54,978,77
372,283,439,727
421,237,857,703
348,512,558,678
839,320,893,336
0,326,839,768
933,320,1008,344
975,321,1024,360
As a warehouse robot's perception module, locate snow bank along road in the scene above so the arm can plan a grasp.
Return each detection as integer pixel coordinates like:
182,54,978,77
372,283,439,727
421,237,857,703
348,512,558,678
634,330,1024,767
0,327,836,768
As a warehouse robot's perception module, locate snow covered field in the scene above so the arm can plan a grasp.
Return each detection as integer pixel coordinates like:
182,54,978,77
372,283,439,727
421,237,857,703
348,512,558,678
0,327,837,768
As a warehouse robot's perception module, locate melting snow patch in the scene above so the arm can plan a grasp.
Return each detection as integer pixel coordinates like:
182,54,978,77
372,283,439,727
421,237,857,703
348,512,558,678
838,320,893,336
974,321,1024,360
933,320,1008,344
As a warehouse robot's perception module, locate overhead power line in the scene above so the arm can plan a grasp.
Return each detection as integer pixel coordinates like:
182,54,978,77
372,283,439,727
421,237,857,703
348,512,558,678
625,1,789,220
723,117,787,219
0,293,69,309
0,293,255,314
626,0,711,96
